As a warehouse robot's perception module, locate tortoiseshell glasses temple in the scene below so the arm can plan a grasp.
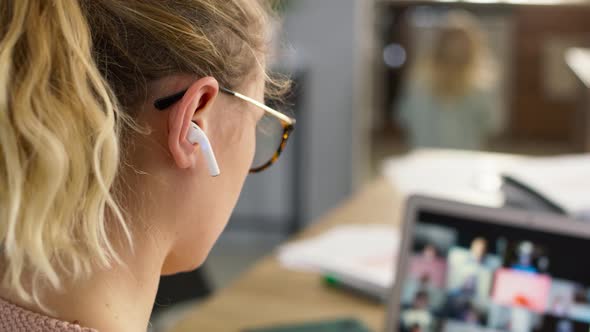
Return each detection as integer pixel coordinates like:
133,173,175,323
153,87,296,173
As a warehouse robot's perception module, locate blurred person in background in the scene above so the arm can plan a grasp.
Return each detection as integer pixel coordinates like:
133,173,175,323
396,10,501,150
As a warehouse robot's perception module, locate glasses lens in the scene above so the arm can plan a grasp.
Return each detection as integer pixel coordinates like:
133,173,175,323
251,113,285,171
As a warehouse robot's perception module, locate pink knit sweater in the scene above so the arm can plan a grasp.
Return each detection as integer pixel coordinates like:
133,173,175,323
0,298,97,332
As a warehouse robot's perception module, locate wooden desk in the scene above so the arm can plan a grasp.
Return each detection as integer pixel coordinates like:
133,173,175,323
170,178,402,332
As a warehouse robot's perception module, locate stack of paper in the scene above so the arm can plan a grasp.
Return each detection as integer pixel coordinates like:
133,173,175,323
278,225,399,296
502,154,590,219
382,149,590,220
382,149,519,207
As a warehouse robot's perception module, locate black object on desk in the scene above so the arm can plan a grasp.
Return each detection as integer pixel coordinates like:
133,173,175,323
501,175,568,215
243,318,373,332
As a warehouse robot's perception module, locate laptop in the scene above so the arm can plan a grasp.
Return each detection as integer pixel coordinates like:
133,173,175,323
386,195,590,332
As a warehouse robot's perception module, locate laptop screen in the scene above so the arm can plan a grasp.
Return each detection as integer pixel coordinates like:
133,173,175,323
396,210,590,332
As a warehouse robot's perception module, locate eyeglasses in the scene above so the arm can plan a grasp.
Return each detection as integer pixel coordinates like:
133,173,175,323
153,87,296,173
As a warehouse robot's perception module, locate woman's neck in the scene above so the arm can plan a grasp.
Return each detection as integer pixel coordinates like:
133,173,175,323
1,238,167,332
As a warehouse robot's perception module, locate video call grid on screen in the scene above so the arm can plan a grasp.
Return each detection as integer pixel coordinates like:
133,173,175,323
396,210,590,332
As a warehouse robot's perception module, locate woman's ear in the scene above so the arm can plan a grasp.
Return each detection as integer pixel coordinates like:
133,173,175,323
167,77,219,169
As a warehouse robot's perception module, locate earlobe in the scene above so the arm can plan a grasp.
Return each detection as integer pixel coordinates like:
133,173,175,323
167,77,219,170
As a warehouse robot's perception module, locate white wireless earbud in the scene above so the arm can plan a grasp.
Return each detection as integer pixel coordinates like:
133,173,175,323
187,122,220,177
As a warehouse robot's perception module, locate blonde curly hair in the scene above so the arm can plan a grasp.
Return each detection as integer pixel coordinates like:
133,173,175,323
0,0,285,306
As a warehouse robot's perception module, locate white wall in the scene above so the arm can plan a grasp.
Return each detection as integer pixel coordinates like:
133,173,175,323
232,0,370,226
283,0,367,221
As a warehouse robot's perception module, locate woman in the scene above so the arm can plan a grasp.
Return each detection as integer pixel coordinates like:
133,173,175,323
0,1,294,331
396,11,501,150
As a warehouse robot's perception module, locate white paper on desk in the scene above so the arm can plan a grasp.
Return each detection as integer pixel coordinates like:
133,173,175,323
381,150,518,207
503,154,590,218
278,225,399,292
